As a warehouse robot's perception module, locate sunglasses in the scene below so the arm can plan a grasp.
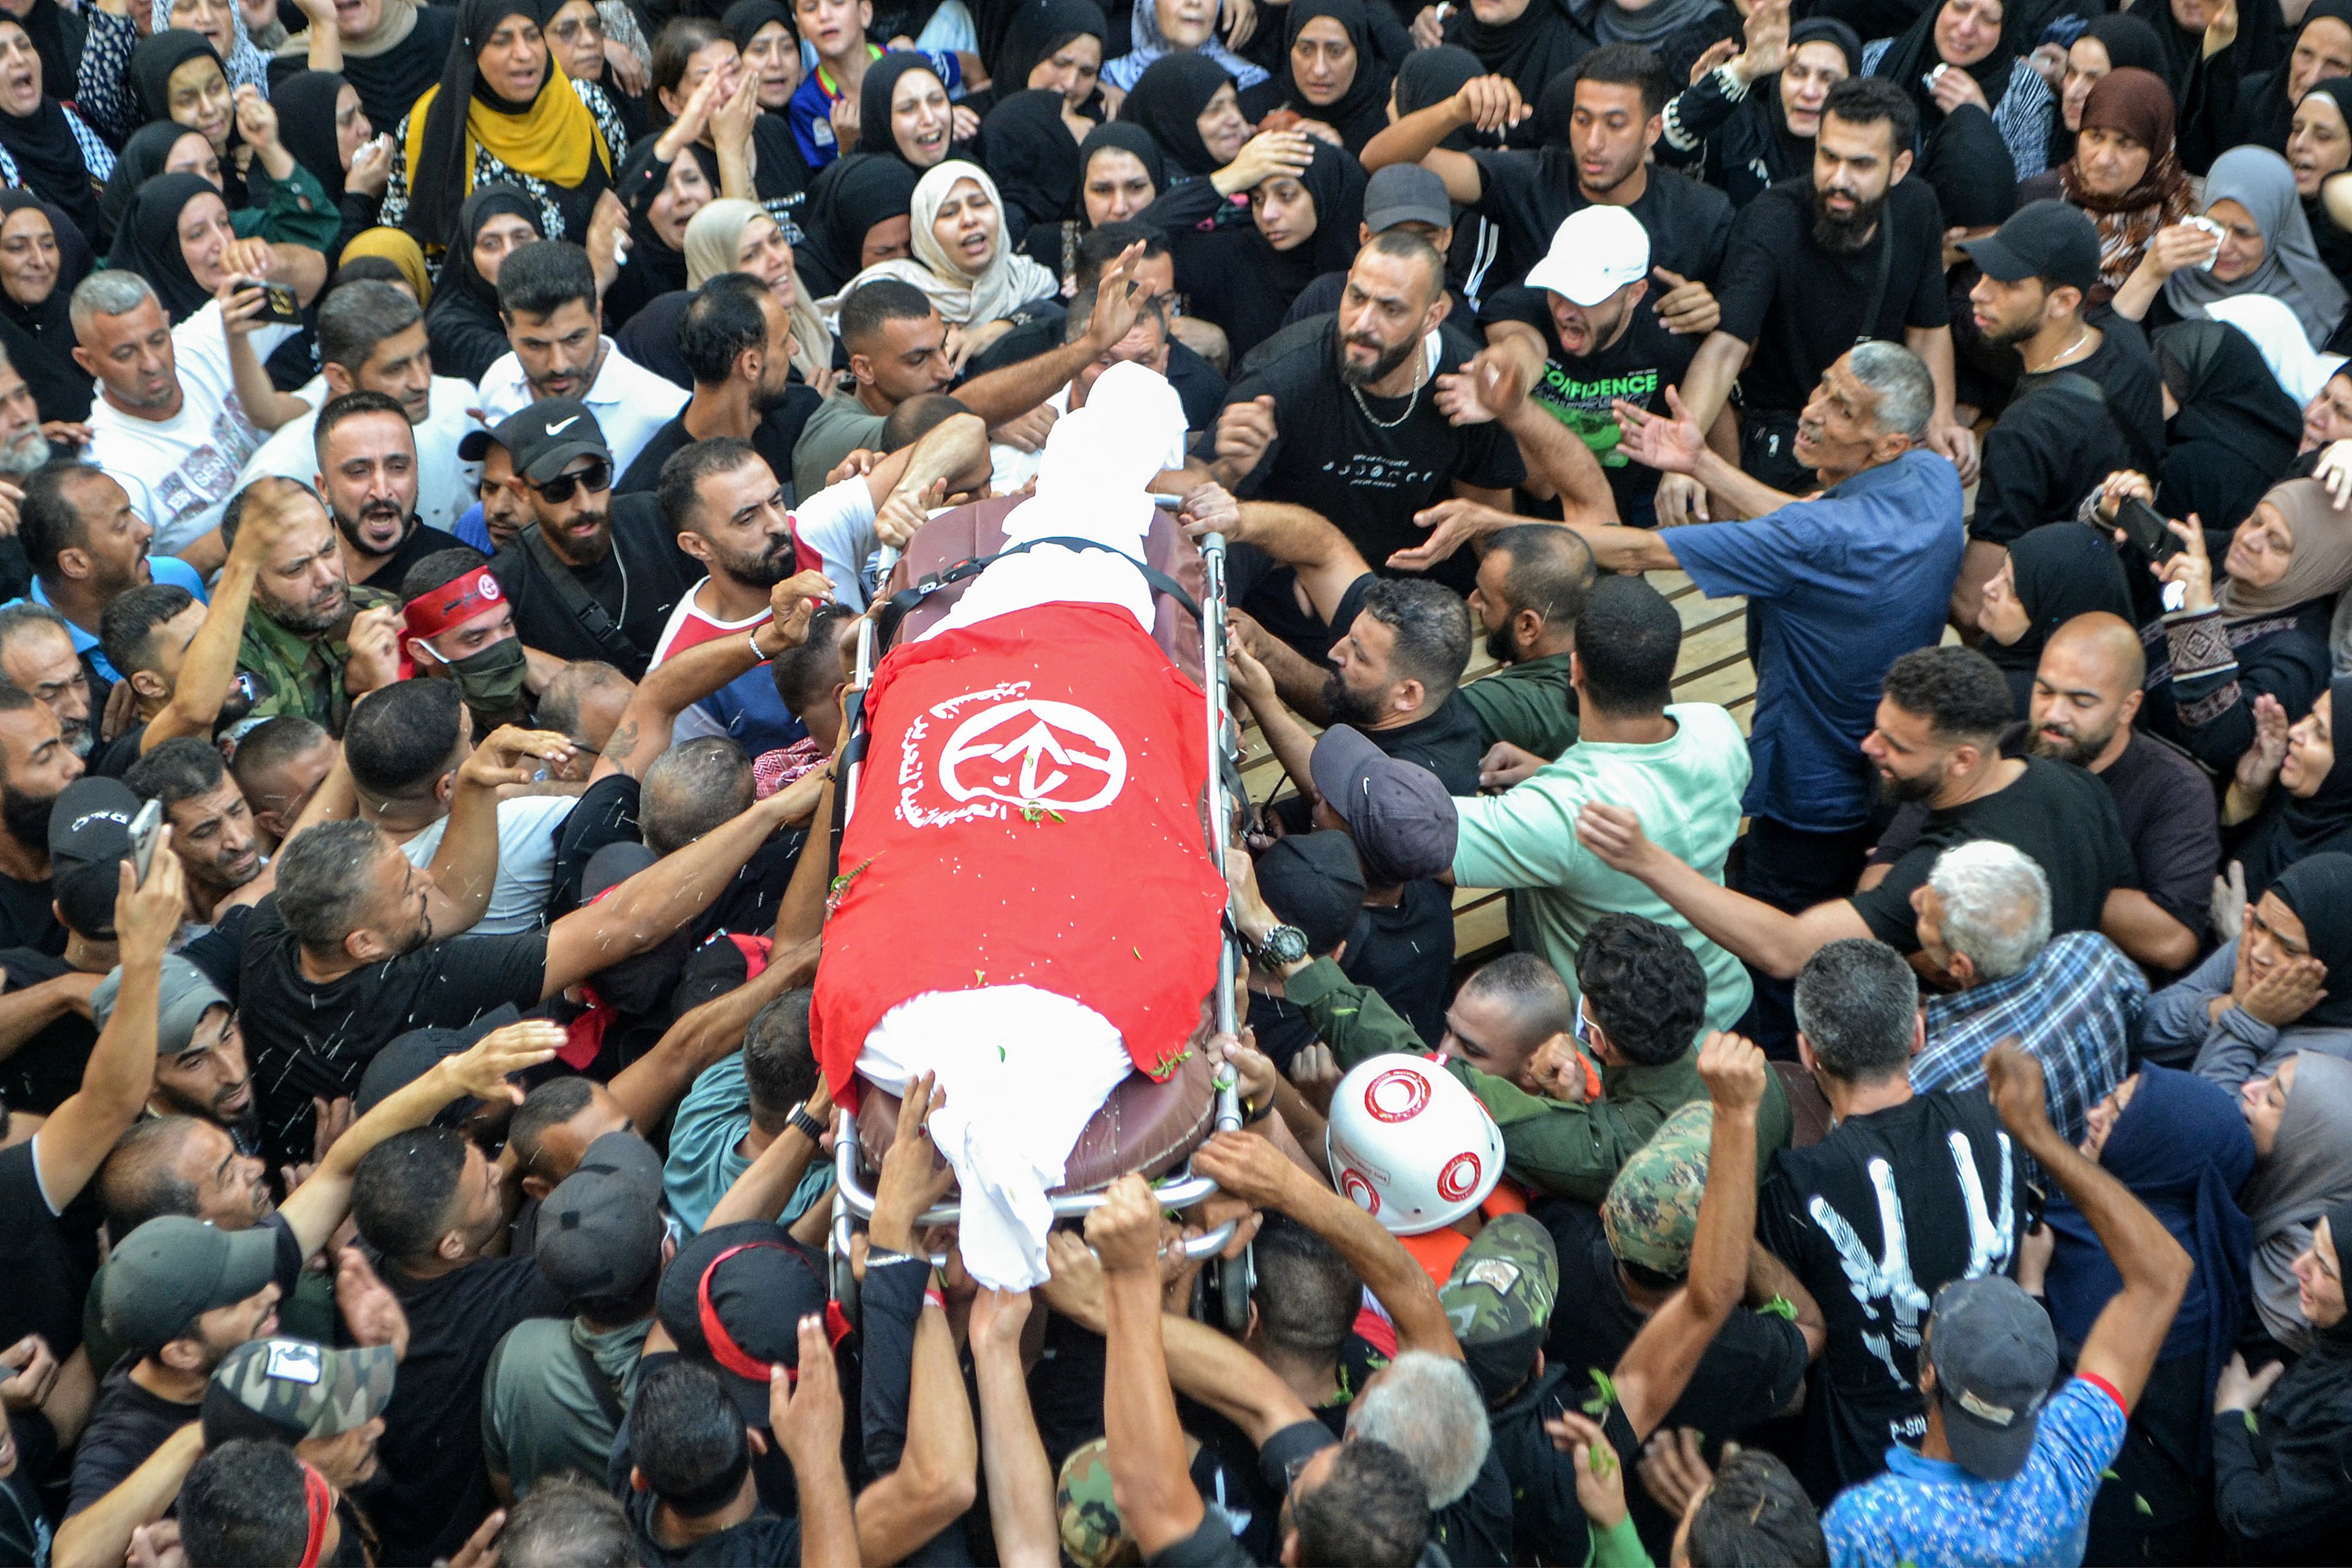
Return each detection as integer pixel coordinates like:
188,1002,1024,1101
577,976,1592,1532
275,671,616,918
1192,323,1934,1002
530,459,611,504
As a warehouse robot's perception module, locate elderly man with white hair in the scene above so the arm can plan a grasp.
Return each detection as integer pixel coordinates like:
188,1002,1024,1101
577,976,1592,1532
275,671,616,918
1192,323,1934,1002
1908,839,2148,1152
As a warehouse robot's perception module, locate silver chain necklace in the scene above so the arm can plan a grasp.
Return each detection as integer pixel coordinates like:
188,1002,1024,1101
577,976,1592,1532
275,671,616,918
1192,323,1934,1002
1351,356,1428,429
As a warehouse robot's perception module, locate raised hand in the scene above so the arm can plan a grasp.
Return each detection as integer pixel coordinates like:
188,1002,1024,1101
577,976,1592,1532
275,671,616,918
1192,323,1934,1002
1613,386,1707,475
769,1314,846,1466
458,725,579,790
1696,1030,1766,1113
1221,129,1316,190
1452,73,1529,135
116,834,186,970
342,605,404,696
1980,1038,2049,1139
0,1335,58,1411
335,1246,411,1358
872,1072,956,1251
1191,1128,1300,1210
1434,345,1528,425
445,1019,568,1104
1083,1172,1167,1276
1212,395,1278,483
1546,1409,1630,1528
1650,268,1719,336
763,568,836,651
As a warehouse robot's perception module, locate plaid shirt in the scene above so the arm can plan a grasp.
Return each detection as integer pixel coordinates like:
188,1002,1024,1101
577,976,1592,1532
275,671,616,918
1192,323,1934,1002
1916,932,2147,1158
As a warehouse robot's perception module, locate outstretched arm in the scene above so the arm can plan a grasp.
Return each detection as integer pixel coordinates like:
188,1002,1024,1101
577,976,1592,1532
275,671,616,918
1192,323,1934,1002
1090,1175,1212,1554
590,572,832,783
1600,1032,1766,1443
146,496,279,751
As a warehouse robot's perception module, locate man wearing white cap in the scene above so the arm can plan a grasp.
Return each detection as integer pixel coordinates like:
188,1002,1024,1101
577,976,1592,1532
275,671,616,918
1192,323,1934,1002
1480,207,1715,530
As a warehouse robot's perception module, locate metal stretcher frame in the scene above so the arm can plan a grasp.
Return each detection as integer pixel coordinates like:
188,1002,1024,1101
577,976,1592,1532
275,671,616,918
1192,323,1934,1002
826,532,1253,1296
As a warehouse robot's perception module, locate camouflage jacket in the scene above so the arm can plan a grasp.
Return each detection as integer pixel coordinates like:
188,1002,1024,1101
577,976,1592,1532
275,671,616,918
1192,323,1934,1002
235,586,402,734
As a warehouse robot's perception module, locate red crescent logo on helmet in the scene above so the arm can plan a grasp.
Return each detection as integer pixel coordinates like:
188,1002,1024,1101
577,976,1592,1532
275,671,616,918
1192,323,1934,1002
1363,1068,1430,1124
1438,1152,1482,1204
1340,1169,1380,1215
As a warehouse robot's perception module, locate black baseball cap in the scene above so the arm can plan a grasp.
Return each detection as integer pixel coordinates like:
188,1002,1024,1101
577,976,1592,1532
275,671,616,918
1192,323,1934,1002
1253,831,1366,955
465,398,611,483
536,1129,666,1306
353,1003,522,1116
1925,1275,2061,1480
658,1219,827,1423
1308,726,1458,886
1961,200,2103,295
50,776,137,938
103,1216,280,1357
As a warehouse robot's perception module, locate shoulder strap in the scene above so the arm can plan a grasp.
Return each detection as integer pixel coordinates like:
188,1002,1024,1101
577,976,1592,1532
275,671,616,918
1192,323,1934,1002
568,1329,627,1427
518,524,640,666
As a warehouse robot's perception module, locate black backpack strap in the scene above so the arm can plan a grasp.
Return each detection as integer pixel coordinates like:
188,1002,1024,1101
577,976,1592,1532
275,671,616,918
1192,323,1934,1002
2012,370,2161,476
874,535,1202,649
567,1330,627,1427
519,524,641,668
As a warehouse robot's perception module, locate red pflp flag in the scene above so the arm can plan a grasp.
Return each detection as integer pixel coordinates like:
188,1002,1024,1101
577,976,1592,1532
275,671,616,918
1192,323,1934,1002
812,603,1227,1099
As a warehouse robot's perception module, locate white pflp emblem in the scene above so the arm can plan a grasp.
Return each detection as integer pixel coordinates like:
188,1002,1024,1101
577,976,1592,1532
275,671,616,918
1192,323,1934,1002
937,699,1128,812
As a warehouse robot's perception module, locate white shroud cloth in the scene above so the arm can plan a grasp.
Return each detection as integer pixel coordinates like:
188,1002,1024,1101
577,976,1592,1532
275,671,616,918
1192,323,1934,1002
857,364,1193,1289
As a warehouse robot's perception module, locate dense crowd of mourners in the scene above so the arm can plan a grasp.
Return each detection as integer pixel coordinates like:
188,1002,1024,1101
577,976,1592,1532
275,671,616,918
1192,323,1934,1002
0,0,2350,1562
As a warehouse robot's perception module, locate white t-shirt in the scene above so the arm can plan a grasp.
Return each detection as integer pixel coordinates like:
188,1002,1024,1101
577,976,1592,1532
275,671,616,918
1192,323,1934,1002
87,301,300,556
785,474,884,610
473,338,688,481
236,374,487,537
397,794,581,936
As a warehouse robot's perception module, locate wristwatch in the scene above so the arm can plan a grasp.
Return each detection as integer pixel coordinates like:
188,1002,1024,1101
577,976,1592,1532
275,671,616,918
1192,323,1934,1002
1250,924,1310,970
786,1103,828,1144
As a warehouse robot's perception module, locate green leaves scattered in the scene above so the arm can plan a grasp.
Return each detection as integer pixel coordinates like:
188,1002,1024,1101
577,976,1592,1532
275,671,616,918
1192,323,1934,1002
2133,1495,2153,1518
1760,1295,1797,1322
2244,1409,2261,1434
1582,1368,1618,1419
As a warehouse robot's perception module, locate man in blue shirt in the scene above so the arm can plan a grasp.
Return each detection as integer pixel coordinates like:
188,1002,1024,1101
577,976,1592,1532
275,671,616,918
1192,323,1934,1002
1569,340,1962,1048
13,464,207,689
1819,1043,2190,1568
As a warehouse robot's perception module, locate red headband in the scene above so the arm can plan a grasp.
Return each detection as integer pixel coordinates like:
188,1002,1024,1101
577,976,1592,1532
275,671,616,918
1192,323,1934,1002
697,1242,851,1387
404,568,505,641
296,1463,331,1568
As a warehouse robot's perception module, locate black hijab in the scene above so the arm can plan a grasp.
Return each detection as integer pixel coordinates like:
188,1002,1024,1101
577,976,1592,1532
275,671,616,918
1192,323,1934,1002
1873,0,2030,134
1076,119,1166,214
1290,134,1369,276
612,137,692,311
0,189,91,423
1277,0,1394,155
271,70,351,202
407,0,605,248
2128,0,2282,99
2241,673,2352,899
722,0,796,52
130,28,222,124
1395,45,1490,152
1448,0,1592,107
2269,853,2352,1027
2048,12,2168,164
1123,51,1232,176
1919,102,2018,228
1983,523,2136,713
992,0,1109,95
857,51,950,160
2266,1194,2352,1431
796,151,918,295
2154,318,2305,532
2242,0,2352,151
0,26,100,249
423,182,540,381
100,121,203,249
107,172,221,324
982,88,1083,237
12,0,76,121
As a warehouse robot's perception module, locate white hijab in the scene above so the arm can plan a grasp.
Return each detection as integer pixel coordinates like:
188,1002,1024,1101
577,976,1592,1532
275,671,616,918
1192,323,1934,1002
824,160,1056,328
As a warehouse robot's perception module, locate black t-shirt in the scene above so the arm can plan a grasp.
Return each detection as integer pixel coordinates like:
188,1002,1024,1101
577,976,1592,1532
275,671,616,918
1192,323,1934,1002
489,495,701,679
349,519,469,594
544,772,801,935
239,894,549,1164
0,1139,102,1360
625,1485,804,1567
0,872,63,957
0,948,93,1114
1365,692,1483,797
1537,1199,1811,1554
1347,881,1455,1046
1208,317,1524,597
1480,282,1698,516
91,724,145,779
1713,177,1951,418
66,1365,194,1519
1467,154,1735,300
1759,1090,2022,1498
616,388,824,503
1483,1366,1649,1568
179,903,250,1001
1848,755,2137,952
374,1252,569,1567
1970,320,2165,549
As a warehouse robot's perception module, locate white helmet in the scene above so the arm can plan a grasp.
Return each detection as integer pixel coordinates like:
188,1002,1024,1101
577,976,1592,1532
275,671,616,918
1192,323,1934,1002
1325,1054,1504,1235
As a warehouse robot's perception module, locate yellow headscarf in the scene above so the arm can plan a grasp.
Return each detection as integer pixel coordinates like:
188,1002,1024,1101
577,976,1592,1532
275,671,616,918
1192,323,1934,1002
402,0,611,236
340,227,433,305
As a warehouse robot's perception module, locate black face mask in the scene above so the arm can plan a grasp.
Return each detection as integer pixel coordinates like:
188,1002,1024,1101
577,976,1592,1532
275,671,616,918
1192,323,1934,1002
447,637,530,717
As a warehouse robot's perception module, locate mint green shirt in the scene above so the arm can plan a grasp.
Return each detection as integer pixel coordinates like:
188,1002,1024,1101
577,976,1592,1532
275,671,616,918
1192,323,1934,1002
1450,701,1754,1032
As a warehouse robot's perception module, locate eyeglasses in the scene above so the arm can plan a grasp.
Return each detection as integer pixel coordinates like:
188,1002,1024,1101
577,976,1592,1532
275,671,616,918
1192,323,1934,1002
530,459,611,503
552,14,602,40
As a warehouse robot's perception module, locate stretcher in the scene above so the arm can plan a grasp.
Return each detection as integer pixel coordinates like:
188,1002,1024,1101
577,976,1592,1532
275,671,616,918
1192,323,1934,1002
823,490,1254,1324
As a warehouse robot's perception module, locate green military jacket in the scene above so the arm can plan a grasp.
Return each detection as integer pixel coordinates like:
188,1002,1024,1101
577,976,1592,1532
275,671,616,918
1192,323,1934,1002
1460,652,1578,758
1285,956,1792,1204
237,585,402,734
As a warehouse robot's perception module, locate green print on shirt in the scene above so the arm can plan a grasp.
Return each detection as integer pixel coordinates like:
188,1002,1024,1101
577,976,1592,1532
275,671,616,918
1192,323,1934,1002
1533,363,1660,468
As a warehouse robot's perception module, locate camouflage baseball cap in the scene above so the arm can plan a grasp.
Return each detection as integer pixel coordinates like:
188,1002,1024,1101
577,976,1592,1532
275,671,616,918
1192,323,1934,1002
1439,1213,1558,1401
1057,1439,1136,1568
1603,1100,1714,1277
201,1338,397,1448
